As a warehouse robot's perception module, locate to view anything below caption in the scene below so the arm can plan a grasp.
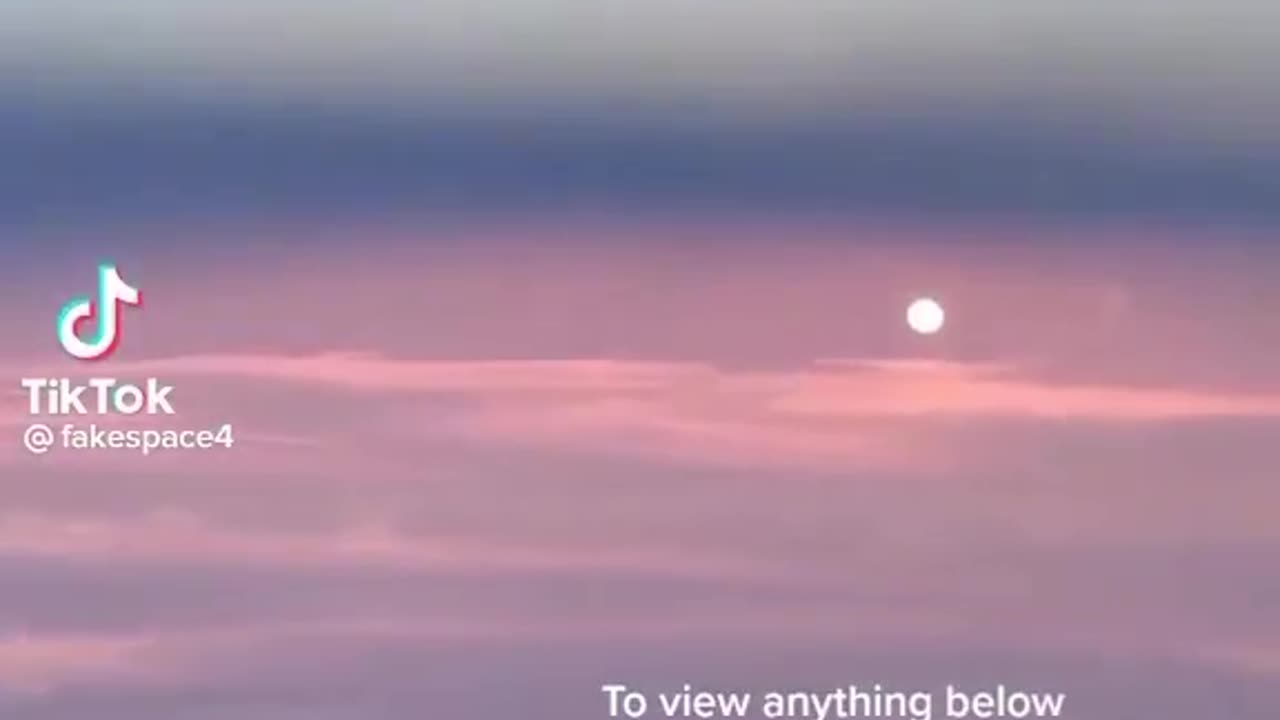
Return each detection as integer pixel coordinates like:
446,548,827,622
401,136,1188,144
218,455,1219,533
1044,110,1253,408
601,684,1067,720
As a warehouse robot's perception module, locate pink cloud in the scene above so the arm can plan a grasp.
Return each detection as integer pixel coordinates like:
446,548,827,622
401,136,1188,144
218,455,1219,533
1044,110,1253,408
6,351,1271,475
0,630,148,694
0,511,775,582
438,395,924,472
59,351,1279,472
772,359,1280,421
103,353,712,393
78,351,1280,421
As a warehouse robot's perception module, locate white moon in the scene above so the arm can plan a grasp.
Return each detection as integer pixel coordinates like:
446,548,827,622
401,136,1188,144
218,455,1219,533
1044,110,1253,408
907,297,945,335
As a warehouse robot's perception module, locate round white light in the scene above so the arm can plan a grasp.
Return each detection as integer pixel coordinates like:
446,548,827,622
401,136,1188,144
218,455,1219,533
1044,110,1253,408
907,297,945,335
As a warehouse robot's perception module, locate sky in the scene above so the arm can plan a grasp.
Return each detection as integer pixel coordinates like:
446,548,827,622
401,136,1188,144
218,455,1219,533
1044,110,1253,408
1,2,1278,719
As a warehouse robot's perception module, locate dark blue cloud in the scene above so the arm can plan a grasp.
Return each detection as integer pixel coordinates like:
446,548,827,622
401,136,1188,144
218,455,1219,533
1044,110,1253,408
1,91,1277,237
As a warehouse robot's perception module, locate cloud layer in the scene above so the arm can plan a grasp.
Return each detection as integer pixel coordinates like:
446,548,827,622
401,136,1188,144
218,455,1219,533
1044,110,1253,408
1,224,1276,718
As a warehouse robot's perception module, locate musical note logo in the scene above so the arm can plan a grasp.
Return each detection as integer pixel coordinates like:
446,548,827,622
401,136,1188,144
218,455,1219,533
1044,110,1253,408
56,264,143,361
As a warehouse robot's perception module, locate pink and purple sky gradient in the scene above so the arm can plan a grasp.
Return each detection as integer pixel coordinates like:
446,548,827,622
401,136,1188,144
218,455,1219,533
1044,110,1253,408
3,220,1277,718
2,1,1279,716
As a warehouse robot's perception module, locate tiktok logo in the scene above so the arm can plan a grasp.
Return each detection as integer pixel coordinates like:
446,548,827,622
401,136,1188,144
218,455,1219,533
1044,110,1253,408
56,263,143,361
